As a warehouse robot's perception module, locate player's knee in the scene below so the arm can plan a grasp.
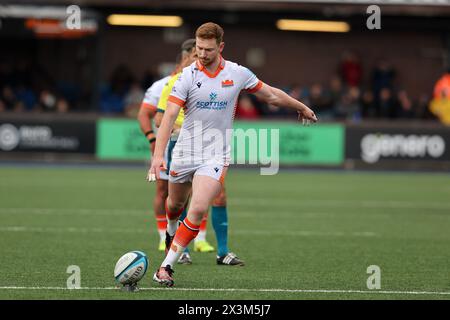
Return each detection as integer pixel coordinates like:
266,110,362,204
186,209,205,225
212,189,227,206
167,197,185,213
188,202,209,220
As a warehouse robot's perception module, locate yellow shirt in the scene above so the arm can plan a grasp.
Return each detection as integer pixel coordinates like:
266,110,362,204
157,73,185,127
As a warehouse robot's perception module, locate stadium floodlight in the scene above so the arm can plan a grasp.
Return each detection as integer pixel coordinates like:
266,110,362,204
276,19,350,32
107,14,183,27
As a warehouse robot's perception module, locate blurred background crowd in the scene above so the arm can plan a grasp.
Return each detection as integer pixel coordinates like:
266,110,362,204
1,55,446,122
1,0,450,124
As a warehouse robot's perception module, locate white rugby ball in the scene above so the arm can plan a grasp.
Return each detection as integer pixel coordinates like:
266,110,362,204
114,251,148,285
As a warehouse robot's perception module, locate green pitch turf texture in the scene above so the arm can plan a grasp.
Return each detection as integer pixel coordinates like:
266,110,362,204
0,165,449,300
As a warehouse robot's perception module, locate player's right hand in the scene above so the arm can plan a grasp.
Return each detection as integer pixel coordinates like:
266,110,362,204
298,105,318,125
147,156,167,182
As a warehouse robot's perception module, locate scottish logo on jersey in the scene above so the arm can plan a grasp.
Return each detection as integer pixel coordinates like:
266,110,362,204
195,92,227,110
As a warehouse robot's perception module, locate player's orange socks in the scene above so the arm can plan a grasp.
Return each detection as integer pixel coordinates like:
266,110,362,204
156,213,167,239
161,218,200,268
173,218,200,248
156,213,167,229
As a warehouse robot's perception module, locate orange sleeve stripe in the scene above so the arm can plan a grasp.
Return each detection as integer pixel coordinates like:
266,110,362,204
168,95,186,108
246,80,263,93
141,103,157,111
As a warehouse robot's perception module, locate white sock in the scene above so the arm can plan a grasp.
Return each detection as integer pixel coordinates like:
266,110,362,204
161,243,185,268
166,218,178,236
158,230,166,241
195,230,206,242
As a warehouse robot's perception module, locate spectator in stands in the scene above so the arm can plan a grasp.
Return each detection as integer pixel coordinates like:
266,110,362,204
395,89,414,119
56,98,70,113
36,89,70,113
329,75,344,108
308,83,334,120
416,93,436,120
110,64,134,96
372,59,396,99
100,65,134,114
100,86,125,114
37,89,57,112
0,55,443,122
378,87,396,119
340,51,362,88
335,86,361,121
360,88,376,118
236,94,260,120
0,85,19,111
124,81,145,118
15,84,37,111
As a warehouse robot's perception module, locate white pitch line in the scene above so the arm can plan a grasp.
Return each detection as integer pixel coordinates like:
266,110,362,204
2,197,449,215
0,226,148,234
0,226,377,237
0,286,449,296
0,208,144,216
230,199,450,210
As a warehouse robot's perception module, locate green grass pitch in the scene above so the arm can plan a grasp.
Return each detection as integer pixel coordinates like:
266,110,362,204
0,165,449,300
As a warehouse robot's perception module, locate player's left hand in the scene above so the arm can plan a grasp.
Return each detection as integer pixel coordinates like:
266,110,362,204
298,106,318,125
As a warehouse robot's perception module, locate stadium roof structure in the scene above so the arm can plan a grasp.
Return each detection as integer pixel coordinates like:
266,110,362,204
7,0,450,4
5,0,450,13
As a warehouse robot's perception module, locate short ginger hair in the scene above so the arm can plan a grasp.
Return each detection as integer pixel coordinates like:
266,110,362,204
195,22,224,45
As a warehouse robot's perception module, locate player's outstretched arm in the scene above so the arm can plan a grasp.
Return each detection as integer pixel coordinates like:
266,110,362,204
254,83,318,124
147,101,180,181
